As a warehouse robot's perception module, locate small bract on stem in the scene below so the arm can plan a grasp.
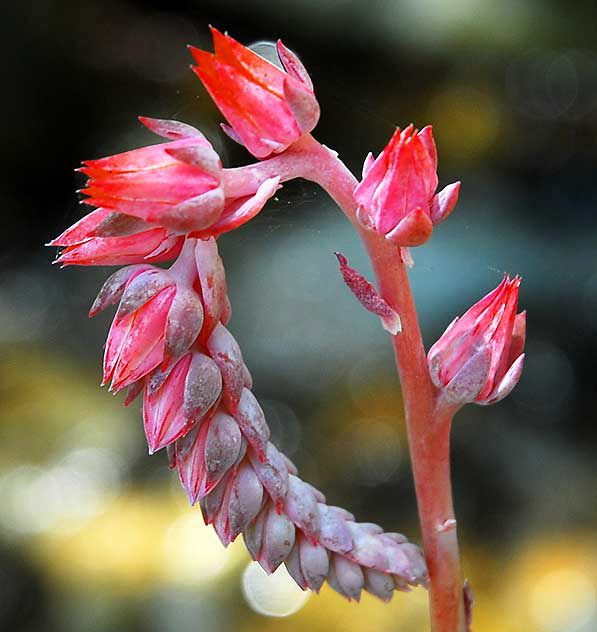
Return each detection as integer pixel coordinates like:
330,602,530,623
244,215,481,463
49,28,525,632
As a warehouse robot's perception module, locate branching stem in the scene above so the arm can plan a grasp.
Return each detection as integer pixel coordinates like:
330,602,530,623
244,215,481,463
229,133,466,632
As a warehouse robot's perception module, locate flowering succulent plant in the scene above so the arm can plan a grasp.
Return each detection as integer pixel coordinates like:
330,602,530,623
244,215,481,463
50,28,525,632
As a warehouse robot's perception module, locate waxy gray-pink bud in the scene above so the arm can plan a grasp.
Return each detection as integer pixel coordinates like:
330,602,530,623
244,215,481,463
164,287,204,364
89,264,152,316
364,568,395,602
207,323,246,413
226,461,264,540
260,505,296,573
298,535,329,592
328,555,364,601
284,475,320,543
235,388,270,459
204,412,243,493
317,504,353,554
248,442,288,512
115,269,173,320
182,353,222,421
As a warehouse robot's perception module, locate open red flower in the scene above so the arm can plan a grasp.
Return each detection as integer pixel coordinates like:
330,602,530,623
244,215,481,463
78,117,225,233
190,28,320,158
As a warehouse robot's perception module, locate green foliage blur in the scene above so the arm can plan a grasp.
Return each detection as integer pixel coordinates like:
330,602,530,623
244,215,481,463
1,1,596,630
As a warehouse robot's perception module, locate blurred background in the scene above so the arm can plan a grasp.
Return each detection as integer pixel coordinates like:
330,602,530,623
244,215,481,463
2,0,597,630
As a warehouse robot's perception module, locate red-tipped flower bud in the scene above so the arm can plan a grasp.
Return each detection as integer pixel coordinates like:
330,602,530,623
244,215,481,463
428,275,526,406
354,125,460,247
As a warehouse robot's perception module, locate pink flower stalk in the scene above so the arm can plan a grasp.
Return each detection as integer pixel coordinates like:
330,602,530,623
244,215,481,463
428,275,526,406
354,125,460,247
190,28,320,158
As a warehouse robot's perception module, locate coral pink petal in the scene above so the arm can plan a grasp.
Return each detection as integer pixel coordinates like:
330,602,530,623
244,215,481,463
110,287,176,388
431,181,460,225
143,354,193,453
55,229,182,267
49,209,112,246
385,207,434,247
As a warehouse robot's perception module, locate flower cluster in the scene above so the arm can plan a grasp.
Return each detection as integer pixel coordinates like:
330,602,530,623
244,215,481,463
49,26,525,611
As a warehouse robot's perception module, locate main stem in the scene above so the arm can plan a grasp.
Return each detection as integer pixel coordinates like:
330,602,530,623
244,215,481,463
228,135,466,631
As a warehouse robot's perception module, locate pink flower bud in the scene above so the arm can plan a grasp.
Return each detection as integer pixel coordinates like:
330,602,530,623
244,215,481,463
428,275,526,406
234,388,271,459
364,569,396,602
101,260,206,391
328,555,365,601
354,125,460,247
103,277,176,391
143,351,222,454
190,28,319,159
206,323,246,413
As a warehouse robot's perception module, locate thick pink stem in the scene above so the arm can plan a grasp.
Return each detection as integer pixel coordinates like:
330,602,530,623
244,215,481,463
228,135,466,631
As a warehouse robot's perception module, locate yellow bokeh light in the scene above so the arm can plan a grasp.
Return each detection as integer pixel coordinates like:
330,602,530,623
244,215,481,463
427,85,500,161
161,512,245,585
242,561,311,617
530,568,595,632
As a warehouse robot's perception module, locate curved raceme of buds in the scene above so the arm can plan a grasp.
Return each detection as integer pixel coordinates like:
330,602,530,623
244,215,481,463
190,27,320,159
428,275,526,406
354,125,460,247
90,237,428,600
50,117,281,266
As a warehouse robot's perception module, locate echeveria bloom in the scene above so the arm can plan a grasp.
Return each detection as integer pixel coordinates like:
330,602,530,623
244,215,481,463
190,28,320,158
428,275,526,406
51,117,280,266
78,117,225,233
354,125,460,247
